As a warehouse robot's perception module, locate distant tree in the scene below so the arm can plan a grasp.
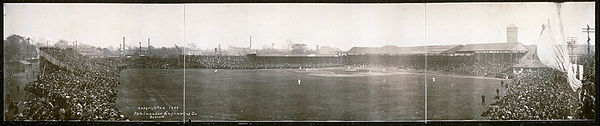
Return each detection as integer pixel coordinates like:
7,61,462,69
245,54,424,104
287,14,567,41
291,43,308,54
186,43,197,49
54,39,70,49
35,41,45,48
4,34,25,61
317,46,342,55
100,48,113,57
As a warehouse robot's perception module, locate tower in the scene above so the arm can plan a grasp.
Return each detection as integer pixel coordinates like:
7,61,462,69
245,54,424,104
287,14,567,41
122,36,126,57
507,24,518,43
122,37,126,50
147,38,151,56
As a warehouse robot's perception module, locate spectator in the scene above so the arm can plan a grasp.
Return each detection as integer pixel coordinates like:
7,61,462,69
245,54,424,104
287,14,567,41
19,47,124,121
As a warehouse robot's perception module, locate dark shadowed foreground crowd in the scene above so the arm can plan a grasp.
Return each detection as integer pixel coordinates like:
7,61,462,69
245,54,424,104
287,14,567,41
16,47,124,121
482,68,596,120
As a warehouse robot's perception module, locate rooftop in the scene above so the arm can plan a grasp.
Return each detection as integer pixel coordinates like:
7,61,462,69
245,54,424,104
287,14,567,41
512,60,546,68
457,42,527,52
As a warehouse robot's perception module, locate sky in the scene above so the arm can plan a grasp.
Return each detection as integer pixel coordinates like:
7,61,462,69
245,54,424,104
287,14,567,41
3,2,595,50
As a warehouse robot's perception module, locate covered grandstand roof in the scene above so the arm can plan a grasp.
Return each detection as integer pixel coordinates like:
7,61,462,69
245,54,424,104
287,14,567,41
457,42,527,52
427,44,464,54
347,44,464,55
347,47,382,55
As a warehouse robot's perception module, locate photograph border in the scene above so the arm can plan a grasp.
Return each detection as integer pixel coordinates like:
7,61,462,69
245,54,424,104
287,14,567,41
1,0,597,125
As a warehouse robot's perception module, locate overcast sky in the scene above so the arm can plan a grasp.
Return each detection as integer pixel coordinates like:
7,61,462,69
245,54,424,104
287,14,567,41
4,2,595,50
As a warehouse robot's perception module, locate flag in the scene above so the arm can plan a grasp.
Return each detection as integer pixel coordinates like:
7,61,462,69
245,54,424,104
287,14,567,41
536,7,582,92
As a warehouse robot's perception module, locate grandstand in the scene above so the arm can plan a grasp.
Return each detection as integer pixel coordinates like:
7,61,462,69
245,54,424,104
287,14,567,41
344,43,527,76
119,42,529,77
455,42,528,63
511,60,547,73
251,54,342,66
13,43,592,121
18,47,124,120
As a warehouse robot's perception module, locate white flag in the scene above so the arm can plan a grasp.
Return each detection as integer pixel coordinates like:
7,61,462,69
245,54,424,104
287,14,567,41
536,6,582,92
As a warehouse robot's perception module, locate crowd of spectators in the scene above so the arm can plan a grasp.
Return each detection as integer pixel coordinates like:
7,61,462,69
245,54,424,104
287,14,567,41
15,47,594,121
579,81,596,119
121,54,516,77
481,69,583,120
577,54,596,119
123,56,183,69
92,57,127,69
256,63,342,69
427,60,515,77
185,55,256,69
345,55,517,77
123,55,342,69
16,47,124,121
14,94,57,120
42,47,119,80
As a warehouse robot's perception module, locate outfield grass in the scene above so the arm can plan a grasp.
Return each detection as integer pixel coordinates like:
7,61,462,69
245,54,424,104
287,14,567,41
117,68,503,121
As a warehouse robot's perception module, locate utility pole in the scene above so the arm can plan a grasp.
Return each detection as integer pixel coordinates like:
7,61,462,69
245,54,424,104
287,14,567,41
581,25,595,80
139,42,142,56
122,36,126,57
566,36,577,64
582,25,595,55
26,37,30,60
147,38,151,56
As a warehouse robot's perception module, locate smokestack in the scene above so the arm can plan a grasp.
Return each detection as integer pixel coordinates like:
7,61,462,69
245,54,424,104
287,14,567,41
122,36,126,57
249,36,252,50
147,38,151,55
122,36,126,51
